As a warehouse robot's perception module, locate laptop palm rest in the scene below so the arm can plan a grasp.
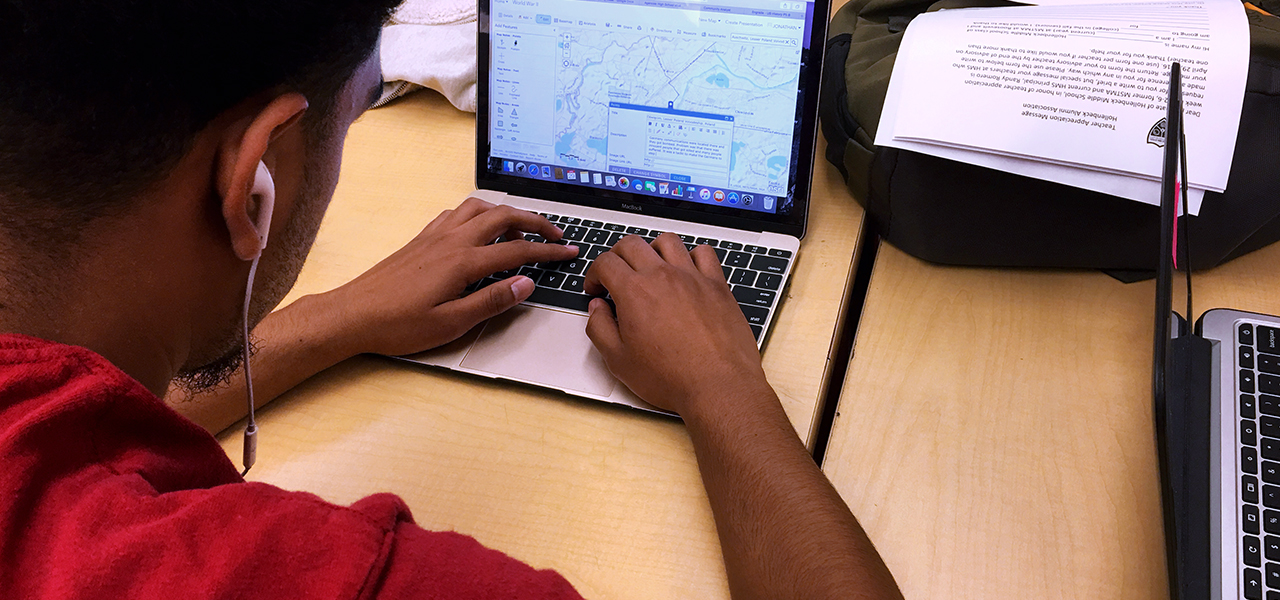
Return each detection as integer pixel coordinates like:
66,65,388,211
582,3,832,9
458,305,617,397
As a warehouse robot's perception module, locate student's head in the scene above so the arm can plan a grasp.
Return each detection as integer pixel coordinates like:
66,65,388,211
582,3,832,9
0,1,400,390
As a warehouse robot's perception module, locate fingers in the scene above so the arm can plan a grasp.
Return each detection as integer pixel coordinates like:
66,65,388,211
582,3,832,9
584,298,624,361
460,204,564,246
690,244,724,280
608,235,665,271
436,275,537,340
437,196,496,231
467,239,579,281
583,251,633,296
651,233,695,269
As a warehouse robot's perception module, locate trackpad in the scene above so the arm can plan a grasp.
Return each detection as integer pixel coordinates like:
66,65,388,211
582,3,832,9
461,305,617,397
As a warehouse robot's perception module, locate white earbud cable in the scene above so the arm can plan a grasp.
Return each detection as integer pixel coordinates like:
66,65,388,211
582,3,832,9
240,256,260,476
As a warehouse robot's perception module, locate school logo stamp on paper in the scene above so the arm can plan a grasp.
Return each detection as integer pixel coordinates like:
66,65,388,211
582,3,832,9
1148,118,1168,148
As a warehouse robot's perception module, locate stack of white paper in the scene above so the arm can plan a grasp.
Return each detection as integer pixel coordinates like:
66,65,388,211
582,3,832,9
876,0,1250,215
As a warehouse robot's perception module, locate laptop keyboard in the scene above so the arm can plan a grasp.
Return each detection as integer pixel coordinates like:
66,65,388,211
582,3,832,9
467,212,792,341
1239,322,1280,599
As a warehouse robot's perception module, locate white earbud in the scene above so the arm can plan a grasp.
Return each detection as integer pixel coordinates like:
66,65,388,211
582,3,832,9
247,161,276,259
240,160,274,475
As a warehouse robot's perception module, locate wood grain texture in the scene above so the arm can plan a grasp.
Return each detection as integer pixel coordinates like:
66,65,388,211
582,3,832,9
825,241,1280,599
217,88,864,598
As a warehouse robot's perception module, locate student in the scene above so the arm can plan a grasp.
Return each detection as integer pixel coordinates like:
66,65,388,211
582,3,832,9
0,2,902,599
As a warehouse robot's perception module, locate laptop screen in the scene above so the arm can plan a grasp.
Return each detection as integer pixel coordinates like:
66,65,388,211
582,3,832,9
476,0,827,237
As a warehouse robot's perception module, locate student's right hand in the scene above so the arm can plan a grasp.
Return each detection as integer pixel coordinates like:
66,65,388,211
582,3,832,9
582,233,772,416
324,197,578,357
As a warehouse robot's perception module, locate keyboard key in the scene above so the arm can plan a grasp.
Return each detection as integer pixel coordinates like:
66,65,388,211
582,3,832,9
586,245,610,260
526,286,592,312
1262,325,1280,353
560,216,581,225
1263,395,1280,417
642,236,656,244
1266,509,1280,533
626,226,648,235
1247,505,1262,534
733,286,777,308
1266,535,1280,560
1247,535,1263,566
1264,484,1280,508
1264,373,1280,395
1246,394,1260,418
739,304,768,326
1245,447,1259,474
585,229,610,245
730,269,756,287
539,213,560,221
1245,420,1259,446
750,254,789,274
581,220,603,228
714,248,728,262
1245,346,1257,369
525,234,546,244
1266,439,1280,461
537,270,566,289
1263,354,1280,375
1264,416,1280,439
721,265,732,279
719,241,744,250
1268,561,1280,588
557,259,588,275
607,232,625,245
1245,370,1258,394
563,275,585,293
768,248,793,258
1265,460,1280,484
750,324,762,340
603,223,626,231
678,234,695,243
563,226,587,241
1246,567,1263,600
685,243,696,251
756,273,783,291
1244,323,1257,346
744,245,767,254
726,251,751,268
518,266,545,281
1246,475,1260,503
695,237,719,246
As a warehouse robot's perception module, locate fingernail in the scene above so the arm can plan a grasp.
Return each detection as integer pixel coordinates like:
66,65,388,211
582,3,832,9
588,301,598,317
511,276,535,300
566,245,580,253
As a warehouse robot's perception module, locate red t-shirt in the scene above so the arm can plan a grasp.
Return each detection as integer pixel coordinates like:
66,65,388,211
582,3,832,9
0,334,584,599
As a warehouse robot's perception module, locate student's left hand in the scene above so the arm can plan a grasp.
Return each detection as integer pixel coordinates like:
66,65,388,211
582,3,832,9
322,197,578,356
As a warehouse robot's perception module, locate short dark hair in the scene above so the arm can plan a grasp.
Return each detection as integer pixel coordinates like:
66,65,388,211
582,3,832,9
0,0,400,225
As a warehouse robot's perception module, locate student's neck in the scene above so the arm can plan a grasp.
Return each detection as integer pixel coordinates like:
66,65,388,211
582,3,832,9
0,235,191,398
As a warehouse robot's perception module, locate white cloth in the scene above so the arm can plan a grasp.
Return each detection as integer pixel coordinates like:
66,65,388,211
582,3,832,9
376,0,477,112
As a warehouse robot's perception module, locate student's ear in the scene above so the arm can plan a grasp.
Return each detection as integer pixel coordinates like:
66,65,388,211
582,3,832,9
216,93,308,261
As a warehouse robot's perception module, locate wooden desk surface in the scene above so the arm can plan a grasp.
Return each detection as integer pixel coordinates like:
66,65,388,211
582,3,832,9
823,240,1280,599
218,90,864,597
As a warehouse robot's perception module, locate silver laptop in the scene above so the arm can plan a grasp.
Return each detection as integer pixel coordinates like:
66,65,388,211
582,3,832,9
395,0,830,412
1199,310,1280,600
1150,63,1280,600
